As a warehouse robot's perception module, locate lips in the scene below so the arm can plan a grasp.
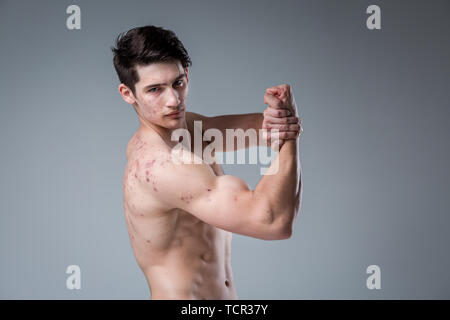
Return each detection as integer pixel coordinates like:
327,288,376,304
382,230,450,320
166,110,183,116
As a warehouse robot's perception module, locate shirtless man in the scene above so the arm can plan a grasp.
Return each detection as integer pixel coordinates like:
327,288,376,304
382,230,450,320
112,25,303,299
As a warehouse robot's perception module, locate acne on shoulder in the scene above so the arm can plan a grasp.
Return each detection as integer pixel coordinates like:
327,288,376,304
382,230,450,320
181,194,194,203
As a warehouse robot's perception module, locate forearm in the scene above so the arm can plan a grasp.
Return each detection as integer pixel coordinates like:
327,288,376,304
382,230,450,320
207,113,264,151
253,138,302,236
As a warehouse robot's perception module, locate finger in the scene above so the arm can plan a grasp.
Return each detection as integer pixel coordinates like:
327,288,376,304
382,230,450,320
265,131,302,141
266,131,299,140
266,84,290,100
264,123,300,131
263,130,281,142
271,139,284,151
263,92,283,109
266,87,281,97
264,107,291,118
263,115,299,125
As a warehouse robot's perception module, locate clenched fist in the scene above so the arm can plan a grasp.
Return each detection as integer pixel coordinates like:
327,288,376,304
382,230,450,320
262,84,302,150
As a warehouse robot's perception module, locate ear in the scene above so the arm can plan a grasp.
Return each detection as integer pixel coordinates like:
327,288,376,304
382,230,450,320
118,83,136,105
185,67,189,84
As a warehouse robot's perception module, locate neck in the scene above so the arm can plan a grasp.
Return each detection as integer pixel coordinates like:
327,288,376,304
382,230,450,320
138,116,188,148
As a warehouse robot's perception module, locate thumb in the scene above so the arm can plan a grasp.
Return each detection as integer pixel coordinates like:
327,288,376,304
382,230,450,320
264,92,283,109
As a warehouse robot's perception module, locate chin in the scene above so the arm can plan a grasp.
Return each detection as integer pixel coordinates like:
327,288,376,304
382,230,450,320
165,118,184,128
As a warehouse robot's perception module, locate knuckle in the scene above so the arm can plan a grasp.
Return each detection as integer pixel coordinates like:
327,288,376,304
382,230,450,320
282,83,291,92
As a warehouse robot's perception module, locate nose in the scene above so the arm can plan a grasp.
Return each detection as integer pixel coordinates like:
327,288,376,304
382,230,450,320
164,87,180,107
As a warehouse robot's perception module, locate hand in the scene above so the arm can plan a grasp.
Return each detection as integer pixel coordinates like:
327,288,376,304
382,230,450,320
262,84,302,150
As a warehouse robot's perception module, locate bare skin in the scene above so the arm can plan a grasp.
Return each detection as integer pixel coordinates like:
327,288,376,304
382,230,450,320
123,118,236,300
119,60,302,299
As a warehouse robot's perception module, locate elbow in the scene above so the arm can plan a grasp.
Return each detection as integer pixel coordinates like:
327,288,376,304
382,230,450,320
267,215,292,240
272,206,300,240
257,197,300,240
278,192,302,240
277,222,293,240
268,224,292,240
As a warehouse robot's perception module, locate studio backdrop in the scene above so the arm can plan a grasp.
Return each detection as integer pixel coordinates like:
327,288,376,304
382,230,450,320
0,0,449,299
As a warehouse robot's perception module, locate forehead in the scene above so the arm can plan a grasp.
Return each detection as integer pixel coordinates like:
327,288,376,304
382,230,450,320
135,61,184,88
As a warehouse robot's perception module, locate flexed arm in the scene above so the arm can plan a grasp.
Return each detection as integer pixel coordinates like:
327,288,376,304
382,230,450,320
253,84,303,238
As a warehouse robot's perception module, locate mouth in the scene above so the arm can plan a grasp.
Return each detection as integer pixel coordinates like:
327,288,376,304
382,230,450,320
166,110,184,118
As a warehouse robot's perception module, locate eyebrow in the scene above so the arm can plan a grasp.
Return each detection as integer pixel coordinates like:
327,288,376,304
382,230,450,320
142,73,186,90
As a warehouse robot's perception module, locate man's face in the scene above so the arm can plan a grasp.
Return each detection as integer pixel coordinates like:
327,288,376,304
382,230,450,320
133,60,188,128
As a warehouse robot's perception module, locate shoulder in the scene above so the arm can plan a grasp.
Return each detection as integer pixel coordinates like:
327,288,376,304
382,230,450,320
133,143,216,210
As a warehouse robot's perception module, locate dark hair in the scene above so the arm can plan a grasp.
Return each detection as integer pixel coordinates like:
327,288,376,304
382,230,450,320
111,25,192,95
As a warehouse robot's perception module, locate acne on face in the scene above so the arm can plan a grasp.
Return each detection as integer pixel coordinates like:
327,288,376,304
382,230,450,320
134,61,188,127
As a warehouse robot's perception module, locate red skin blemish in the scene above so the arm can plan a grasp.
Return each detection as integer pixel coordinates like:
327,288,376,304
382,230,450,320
145,159,156,169
146,240,151,244
146,170,149,175
146,178,150,182
181,195,192,203
134,173,138,178
234,196,237,201
207,188,211,192
137,142,146,150
153,187,158,192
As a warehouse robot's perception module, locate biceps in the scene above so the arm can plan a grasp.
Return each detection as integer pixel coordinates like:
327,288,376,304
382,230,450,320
187,175,273,238
148,161,276,239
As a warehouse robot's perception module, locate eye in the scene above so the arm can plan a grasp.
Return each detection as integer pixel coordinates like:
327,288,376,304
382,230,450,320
148,87,160,93
174,79,184,87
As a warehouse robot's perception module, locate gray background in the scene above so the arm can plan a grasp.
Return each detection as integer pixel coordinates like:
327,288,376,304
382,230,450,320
0,0,449,299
